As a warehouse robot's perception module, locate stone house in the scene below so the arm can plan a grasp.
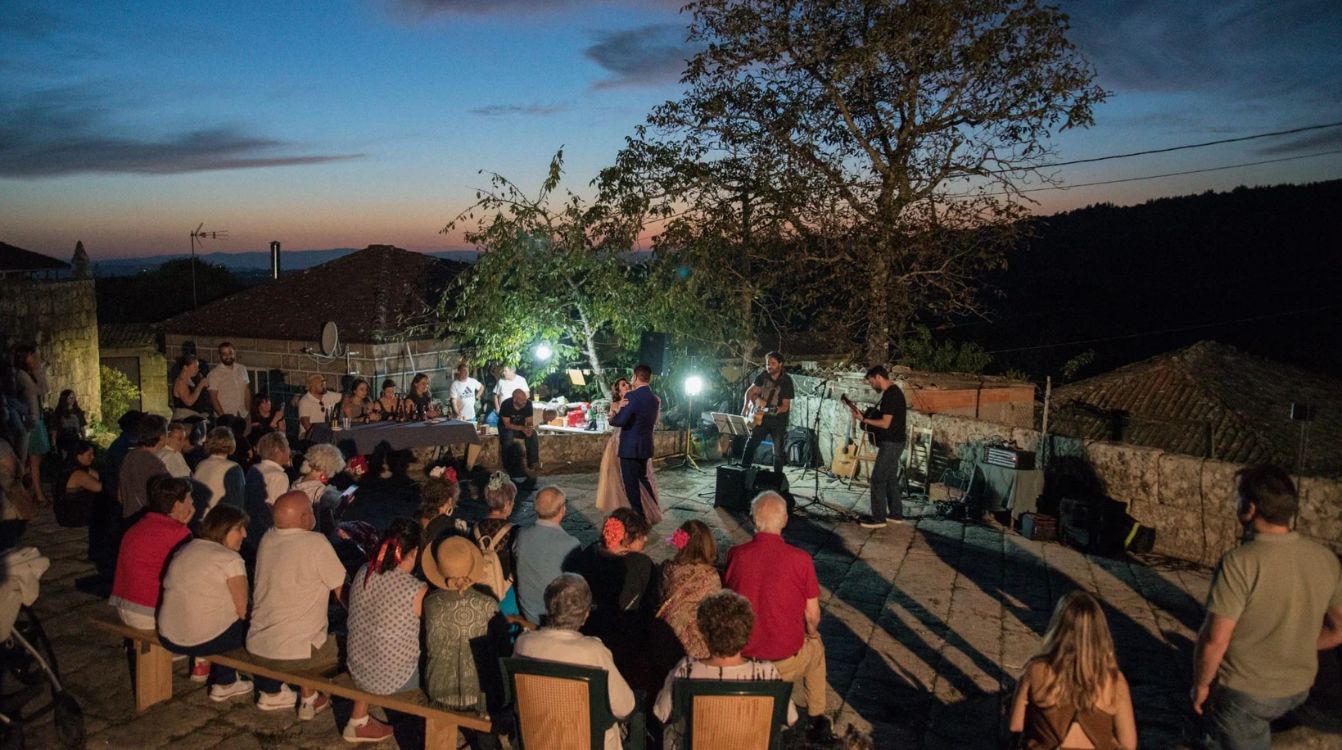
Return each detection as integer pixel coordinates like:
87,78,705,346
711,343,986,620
1,241,101,421
98,324,170,418
159,244,467,410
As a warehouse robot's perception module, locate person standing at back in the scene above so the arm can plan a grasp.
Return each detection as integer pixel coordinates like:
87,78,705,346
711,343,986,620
846,365,907,529
450,363,484,423
207,342,251,420
1192,464,1342,750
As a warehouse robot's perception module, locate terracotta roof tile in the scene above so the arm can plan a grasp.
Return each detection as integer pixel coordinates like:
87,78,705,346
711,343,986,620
0,241,68,272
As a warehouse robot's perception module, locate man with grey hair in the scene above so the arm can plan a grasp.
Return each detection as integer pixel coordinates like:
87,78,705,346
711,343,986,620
514,485,581,625
514,573,635,750
725,491,832,742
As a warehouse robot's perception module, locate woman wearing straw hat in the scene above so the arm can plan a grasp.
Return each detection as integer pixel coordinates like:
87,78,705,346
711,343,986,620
422,536,508,747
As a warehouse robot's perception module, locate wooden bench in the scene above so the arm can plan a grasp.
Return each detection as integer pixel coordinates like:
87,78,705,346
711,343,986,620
91,609,492,749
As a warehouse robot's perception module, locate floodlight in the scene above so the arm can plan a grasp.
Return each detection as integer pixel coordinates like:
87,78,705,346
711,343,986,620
684,375,704,396
534,342,553,361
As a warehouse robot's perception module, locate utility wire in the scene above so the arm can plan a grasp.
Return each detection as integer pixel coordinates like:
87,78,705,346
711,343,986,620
984,304,1337,355
988,120,1342,173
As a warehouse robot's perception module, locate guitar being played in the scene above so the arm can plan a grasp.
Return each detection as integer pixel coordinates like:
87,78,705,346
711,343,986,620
738,351,795,475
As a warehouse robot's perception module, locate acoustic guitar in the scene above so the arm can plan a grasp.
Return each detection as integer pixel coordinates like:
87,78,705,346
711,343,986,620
745,398,775,426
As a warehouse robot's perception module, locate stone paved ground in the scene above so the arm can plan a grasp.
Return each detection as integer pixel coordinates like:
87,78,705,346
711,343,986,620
12,463,1340,749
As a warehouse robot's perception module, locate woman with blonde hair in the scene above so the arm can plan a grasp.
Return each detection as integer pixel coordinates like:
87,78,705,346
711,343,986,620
1009,590,1137,749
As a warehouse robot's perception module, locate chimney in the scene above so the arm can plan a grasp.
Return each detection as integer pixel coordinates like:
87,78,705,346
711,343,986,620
269,241,281,280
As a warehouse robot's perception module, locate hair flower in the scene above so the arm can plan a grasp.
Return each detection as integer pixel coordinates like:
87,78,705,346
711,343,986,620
602,516,626,549
669,528,690,550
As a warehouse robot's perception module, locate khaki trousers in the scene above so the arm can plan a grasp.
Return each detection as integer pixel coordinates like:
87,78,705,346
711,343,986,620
772,635,827,716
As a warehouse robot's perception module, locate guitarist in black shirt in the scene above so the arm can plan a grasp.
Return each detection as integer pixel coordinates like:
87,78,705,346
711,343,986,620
844,365,907,528
739,351,794,475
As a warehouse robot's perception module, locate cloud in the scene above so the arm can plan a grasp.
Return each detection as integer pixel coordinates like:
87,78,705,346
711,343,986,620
584,23,697,89
467,102,569,117
1256,127,1342,156
390,0,589,17
0,88,361,178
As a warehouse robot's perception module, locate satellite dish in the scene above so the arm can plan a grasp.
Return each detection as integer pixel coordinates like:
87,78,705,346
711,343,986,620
319,321,340,356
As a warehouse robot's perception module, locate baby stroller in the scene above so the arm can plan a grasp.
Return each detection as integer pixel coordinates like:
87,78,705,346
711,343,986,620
1,547,84,749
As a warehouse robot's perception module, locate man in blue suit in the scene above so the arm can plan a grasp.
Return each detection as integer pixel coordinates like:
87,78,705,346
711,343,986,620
608,363,659,521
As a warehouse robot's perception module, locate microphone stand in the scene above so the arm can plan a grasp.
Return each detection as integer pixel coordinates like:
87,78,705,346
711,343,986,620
790,378,860,522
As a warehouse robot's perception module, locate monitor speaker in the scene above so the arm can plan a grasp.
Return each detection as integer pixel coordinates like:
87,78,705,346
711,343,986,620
715,464,755,512
638,331,669,375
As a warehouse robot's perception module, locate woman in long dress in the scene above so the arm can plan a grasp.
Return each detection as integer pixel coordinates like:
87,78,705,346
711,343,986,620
595,378,663,524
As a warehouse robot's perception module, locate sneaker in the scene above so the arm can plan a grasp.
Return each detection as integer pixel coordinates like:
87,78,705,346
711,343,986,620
190,659,211,682
298,692,331,721
343,715,395,744
256,685,297,712
858,516,887,529
209,679,253,702
887,517,907,525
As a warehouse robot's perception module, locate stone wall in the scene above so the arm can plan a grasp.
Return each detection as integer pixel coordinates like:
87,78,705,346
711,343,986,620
471,429,683,473
921,412,1342,566
1,278,101,421
100,344,170,418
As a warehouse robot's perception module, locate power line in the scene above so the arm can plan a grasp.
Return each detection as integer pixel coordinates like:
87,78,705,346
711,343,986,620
989,120,1342,173
984,304,1337,355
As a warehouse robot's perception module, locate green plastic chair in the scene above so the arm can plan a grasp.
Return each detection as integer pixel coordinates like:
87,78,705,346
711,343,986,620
670,678,793,750
499,656,646,750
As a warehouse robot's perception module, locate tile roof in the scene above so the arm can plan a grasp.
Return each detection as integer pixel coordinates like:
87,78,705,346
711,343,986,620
0,241,68,273
160,245,464,343
99,323,160,350
1050,341,1342,476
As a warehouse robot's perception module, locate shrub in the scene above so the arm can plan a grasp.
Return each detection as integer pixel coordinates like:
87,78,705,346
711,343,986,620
99,364,141,431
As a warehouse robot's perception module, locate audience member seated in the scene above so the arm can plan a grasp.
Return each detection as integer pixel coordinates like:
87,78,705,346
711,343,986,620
497,388,540,475
291,443,345,535
372,379,399,421
248,393,285,440
244,432,292,546
514,573,635,750
88,409,142,578
297,374,342,439
653,589,797,750
246,491,346,718
345,519,428,743
514,485,581,626
725,491,833,743
578,508,657,691
215,414,252,468
0,432,26,550
156,421,193,479
423,535,510,749
51,388,87,459
183,421,210,470
417,475,469,578
118,414,169,522
657,520,722,660
55,439,100,529
340,378,377,423
405,373,442,420
108,476,194,628
1010,590,1137,750
194,427,246,519
473,472,520,612
158,505,253,700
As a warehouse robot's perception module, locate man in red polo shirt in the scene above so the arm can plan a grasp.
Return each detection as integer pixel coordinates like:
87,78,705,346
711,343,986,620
725,491,832,741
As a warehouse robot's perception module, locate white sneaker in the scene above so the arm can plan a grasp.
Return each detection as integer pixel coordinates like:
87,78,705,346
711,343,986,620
256,685,297,711
209,679,253,702
298,692,330,721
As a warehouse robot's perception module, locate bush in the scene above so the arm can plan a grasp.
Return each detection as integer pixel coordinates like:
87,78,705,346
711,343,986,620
99,364,141,431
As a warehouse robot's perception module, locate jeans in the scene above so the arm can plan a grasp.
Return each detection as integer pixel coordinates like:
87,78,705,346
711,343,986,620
869,441,904,522
1206,684,1308,750
741,416,787,474
159,619,248,687
499,427,539,468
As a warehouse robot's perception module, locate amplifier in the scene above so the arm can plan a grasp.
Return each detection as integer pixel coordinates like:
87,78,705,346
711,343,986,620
983,445,1036,470
714,465,756,512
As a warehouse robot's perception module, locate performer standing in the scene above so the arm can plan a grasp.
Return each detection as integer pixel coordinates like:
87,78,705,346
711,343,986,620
739,351,794,475
846,365,907,528
608,364,660,522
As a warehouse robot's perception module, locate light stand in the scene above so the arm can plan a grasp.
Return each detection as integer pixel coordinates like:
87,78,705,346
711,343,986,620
662,375,704,471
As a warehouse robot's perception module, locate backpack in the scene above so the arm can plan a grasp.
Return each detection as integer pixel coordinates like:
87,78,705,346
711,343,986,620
474,522,514,601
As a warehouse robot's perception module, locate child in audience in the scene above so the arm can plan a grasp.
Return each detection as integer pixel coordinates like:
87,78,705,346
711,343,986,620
344,518,427,743
109,475,194,628
1009,590,1137,750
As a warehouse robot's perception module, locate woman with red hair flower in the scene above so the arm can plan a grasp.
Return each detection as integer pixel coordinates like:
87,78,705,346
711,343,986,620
576,508,658,689
656,520,722,659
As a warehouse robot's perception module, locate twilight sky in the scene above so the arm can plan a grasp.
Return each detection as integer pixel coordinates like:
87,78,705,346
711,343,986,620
2,0,1340,259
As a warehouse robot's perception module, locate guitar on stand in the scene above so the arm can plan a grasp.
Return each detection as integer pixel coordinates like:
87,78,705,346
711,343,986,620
788,379,861,522
839,394,881,476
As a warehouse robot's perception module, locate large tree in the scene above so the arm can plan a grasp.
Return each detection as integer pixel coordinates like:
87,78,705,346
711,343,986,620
602,0,1106,362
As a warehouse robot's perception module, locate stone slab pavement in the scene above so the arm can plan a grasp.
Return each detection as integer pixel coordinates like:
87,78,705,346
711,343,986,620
11,462,1339,748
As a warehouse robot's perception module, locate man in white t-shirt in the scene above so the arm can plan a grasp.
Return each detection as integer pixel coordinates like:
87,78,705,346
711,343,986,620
246,491,346,718
449,363,484,422
492,365,529,413
297,374,342,438
206,342,251,419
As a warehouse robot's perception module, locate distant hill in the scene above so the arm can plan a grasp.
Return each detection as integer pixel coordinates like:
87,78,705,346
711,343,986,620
952,179,1342,380
92,247,477,276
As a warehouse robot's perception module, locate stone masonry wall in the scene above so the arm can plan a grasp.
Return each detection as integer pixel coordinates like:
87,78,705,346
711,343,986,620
1,278,101,422
923,412,1342,566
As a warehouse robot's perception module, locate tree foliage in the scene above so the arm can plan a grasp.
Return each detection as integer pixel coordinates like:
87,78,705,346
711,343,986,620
898,324,993,373
99,364,140,431
97,258,243,324
601,0,1105,363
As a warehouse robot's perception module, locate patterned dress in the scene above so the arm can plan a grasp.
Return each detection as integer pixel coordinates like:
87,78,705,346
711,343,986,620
346,565,426,694
656,562,722,659
423,587,505,713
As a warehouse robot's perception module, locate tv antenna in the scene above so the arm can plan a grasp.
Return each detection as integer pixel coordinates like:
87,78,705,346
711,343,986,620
189,222,228,308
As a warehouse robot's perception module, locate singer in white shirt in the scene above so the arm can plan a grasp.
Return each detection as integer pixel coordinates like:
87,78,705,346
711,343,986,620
297,374,342,438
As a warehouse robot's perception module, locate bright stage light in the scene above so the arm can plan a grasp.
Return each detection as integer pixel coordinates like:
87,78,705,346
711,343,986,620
684,375,704,396
534,343,553,361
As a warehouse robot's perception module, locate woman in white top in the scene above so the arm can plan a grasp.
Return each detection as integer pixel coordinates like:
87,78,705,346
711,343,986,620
654,590,797,750
193,427,246,519
158,504,254,701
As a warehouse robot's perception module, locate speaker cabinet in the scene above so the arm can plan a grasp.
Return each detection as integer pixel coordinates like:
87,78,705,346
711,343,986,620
638,331,669,374
715,464,755,512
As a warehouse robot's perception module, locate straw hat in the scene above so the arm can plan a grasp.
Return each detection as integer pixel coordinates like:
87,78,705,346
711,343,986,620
423,535,484,591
